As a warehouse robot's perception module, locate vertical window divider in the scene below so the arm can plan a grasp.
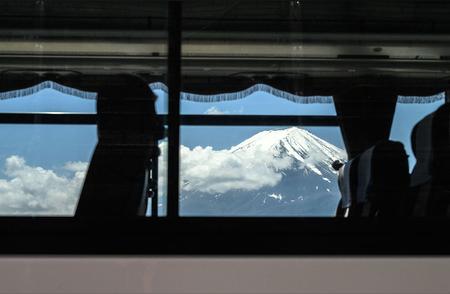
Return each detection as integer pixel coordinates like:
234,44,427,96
167,1,182,218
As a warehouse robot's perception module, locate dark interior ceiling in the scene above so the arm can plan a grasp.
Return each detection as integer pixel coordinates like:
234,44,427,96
1,0,450,80
2,0,450,33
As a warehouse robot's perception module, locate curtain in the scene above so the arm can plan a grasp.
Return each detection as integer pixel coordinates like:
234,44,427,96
0,80,446,104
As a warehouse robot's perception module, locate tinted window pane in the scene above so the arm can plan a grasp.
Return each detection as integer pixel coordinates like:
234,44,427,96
179,126,346,216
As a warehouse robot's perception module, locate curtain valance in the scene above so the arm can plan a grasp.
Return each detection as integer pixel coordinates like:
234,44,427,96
0,80,445,104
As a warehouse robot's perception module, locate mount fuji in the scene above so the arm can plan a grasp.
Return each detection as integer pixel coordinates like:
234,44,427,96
178,127,346,216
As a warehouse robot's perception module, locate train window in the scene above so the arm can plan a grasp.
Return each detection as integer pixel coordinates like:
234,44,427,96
174,1,345,218
178,126,346,216
390,93,445,171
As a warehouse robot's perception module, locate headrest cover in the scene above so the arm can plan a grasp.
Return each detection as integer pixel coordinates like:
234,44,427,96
411,103,450,186
356,140,408,203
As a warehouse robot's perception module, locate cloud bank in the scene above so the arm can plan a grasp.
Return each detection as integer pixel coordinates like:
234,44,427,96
159,142,293,194
0,156,86,215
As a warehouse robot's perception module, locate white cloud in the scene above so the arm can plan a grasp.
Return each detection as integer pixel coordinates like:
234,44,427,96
64,161,89,172
203,106,245,115
0,156,86,215
204,106,228,115
159,142,293,194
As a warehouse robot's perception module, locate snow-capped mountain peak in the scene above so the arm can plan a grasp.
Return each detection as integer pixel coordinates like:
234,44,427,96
230,127,345,176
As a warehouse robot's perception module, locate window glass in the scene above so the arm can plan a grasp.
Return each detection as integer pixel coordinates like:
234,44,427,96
1,85,167,217
390,93,445,172
179,126,346,216
0,124,96,215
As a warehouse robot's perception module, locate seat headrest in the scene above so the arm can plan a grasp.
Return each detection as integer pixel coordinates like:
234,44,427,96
356,140,409,204
411,103,450,186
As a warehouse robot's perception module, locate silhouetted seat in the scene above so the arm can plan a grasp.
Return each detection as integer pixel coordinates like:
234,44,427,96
335,157,358,217
410,103,450,216
336,141,409,217
75,75,164,217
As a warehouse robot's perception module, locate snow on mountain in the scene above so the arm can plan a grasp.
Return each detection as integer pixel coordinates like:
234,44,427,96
230,127,345,176
178,127,347,216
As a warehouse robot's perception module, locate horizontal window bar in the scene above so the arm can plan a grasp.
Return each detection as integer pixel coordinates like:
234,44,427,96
0,113,339,126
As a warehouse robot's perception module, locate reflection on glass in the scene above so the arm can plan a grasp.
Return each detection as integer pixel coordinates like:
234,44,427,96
178,126,346,216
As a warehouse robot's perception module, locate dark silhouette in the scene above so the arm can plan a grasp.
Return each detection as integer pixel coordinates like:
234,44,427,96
332,160,344,171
